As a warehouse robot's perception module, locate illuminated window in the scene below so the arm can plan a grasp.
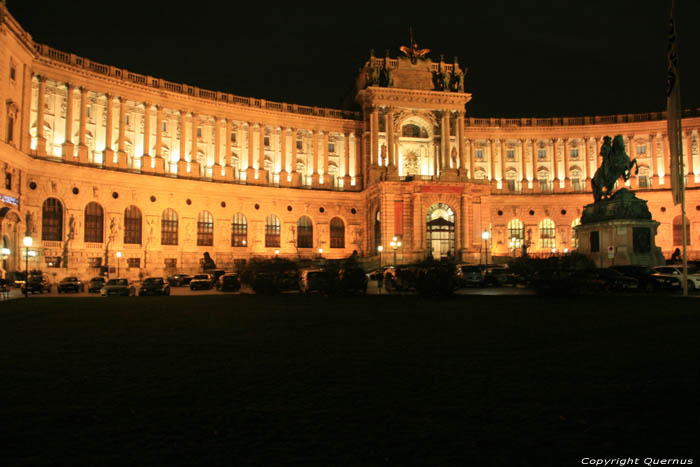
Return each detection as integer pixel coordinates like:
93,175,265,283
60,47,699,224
374,209,381,253
127,258,140,268
297,216,313,248
161,209,178,245
330,217,345,248
571,218,581,249
124,205,142,245
539,218,556,249
265,214,280,247
197,211,214,246
231,213,247,247
507,219,524,242
42,198,63,241
84,202,104,243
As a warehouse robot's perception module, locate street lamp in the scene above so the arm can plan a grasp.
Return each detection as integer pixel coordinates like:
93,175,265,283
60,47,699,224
390,236,402,266
116,251,122,277
22,236,32,297
481,231,490,268
274,249,279,255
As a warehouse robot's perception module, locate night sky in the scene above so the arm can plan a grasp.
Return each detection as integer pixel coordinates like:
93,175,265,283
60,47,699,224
8,1,700,118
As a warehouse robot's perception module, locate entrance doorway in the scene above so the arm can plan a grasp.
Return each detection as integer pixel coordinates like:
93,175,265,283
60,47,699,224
426,203,455,259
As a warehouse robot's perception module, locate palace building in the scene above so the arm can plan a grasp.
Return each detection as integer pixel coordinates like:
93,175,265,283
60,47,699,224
1,4,698,279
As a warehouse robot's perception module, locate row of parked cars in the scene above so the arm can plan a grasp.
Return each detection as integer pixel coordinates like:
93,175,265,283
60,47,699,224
452,263,694,293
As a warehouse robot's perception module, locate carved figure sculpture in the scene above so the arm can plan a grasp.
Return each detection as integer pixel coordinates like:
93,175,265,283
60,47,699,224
591,135,639,203
399,28,430,65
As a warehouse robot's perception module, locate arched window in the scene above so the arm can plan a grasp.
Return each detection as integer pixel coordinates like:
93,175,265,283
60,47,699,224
330,217,345,248
297,216,313,248
426,203,455,259
161,209,178,245
197,211,214,246
84,202,104,243
571,218,581,249
507,219,524,243
42,198,63,241
673,215,691,245
124,205,142,244
231,213,247,247
401,124,427,138
374,209,381,253
539,218,556,250
265,214,280,247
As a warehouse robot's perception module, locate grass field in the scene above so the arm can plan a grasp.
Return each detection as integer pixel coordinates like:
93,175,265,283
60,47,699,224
1,295,698,466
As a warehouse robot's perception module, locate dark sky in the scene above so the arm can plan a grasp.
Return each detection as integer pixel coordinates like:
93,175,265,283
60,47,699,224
8,1,700,118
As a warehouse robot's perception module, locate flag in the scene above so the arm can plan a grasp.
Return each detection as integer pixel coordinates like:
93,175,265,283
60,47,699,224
667,0,684,205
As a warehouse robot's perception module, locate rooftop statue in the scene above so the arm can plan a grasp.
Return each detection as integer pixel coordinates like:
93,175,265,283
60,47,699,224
591,134,639,203
399,28,430,64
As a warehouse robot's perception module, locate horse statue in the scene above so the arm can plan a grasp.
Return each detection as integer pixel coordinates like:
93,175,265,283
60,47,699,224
591,135,639,203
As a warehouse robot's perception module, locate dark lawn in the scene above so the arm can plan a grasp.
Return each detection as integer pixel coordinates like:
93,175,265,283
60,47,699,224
0,295,698,466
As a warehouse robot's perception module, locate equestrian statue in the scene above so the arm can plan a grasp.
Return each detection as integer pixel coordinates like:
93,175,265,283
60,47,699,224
591,135,639,203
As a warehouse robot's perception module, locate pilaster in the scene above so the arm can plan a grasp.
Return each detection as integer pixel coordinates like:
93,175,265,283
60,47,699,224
62,83,75,159
78,86,89,163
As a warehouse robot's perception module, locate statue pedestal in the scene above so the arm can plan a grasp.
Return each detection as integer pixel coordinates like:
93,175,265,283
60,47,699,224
439,168,459,182
575,189,664,267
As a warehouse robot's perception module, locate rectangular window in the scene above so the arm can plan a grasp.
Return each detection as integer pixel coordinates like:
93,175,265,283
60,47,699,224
45,256,62,268
590,231,600,252
296,139,303,150
5,173,11,190
264,135,270,147
637,145,647,155
639,176,649,188
10,65,16,81
570,148,579,159
88,257,102,268
538,179,552,193
506,149,515,160
164,258,177,268
475,149,484,160
162,121,167,132
127,258,140,268
537,149,547,161
125,115,130,126
507,180,516,192
197,128,202,138
329,143,335,153
572,178,582,191
230,132,236,143
6,115,14,143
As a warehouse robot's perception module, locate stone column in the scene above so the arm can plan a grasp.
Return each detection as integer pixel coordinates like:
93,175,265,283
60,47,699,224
651,134,660,186
141,103,152,172
441,112,449,170
258,124,267,183
323,131,330,186
36,75,47,156
663,133,671,185
531,139,538,189
458,112,466,177
500,139,507,189
469,139,476,180
103,94,114,166
356,133,363,189
178,111,188,176
520,138,527,190
154,105,165,174
552,138,560,191
116,97,128,168
489,139,497,186
562,137,571,190
279,127,288,184
212,117,223,180
224,119,234,180
62,83,75,159
371,107,379,166
78,86,89,163
684,131,694,186
311,130,320,187
246,122,255,181
190,113,200,178
343,132,351,189
291,128,299,186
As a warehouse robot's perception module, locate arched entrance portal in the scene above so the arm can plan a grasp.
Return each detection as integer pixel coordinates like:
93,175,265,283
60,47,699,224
426,203,455,259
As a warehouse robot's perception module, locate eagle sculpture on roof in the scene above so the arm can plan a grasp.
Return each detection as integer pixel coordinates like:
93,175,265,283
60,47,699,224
399,28,430,64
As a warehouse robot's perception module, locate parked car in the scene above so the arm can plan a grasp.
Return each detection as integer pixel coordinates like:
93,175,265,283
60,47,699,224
88,276,106,293
573,268,639,293
100,278,135,296
57,276,85,293
482,266,520,287
21,274,51,294
652,265,700,290
299,269,328,293
189,274,214,290
138,277,170,296
216,273,241,292
167,274,192,287
456,264,485,287
610,265,681,292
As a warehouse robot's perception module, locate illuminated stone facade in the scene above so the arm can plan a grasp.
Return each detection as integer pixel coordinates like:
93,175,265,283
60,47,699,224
1,4,699,280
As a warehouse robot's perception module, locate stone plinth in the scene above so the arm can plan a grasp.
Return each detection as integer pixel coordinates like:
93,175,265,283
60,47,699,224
576,189,663,267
